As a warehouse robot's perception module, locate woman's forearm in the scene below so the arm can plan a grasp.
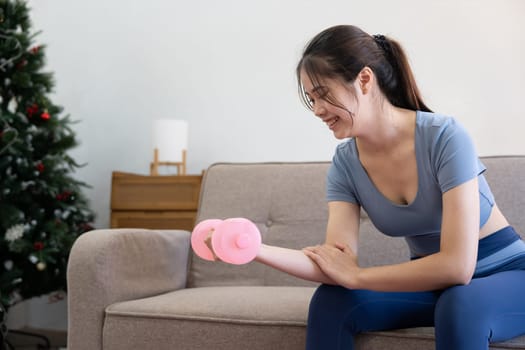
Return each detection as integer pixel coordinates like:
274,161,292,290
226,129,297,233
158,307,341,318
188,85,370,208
354,251,473,292
255,244,335,284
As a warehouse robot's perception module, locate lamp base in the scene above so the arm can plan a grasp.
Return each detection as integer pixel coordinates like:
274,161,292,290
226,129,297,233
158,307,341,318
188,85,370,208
150,148,187,175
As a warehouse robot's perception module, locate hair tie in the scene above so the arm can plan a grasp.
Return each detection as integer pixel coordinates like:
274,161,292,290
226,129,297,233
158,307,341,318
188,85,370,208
373,34,388,52
373,34,400,74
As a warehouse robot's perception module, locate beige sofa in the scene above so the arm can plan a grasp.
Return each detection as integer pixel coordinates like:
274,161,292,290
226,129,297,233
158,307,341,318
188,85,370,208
67,156,525,350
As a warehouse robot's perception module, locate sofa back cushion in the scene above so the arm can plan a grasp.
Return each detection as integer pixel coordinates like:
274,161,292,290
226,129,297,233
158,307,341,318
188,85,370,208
188,163,327,288
188,157,525,288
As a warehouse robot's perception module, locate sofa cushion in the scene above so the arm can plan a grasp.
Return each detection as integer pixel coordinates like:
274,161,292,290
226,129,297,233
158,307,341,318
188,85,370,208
106,286,314,324
189,163,331,288
103,286,315,350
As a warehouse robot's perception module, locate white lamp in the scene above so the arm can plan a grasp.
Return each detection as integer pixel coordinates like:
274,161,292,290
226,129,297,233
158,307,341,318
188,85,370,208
150,119,188,175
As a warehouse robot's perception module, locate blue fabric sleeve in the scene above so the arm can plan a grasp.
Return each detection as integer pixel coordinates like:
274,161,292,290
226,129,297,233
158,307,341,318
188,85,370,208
326,145,360,204
433,118,486,193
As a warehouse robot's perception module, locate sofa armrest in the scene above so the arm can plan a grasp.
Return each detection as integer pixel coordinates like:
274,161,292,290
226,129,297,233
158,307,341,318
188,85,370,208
67,228,190,350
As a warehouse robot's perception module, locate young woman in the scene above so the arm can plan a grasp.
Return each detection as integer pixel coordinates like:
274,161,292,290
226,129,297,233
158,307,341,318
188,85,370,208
289,24,525,349
209,25,525,349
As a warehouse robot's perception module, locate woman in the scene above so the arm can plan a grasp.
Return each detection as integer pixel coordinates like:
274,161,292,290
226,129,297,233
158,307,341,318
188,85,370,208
210,25,525,349
289,24,525,349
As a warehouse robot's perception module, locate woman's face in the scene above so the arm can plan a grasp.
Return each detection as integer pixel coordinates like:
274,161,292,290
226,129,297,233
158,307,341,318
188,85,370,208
300,70,360,140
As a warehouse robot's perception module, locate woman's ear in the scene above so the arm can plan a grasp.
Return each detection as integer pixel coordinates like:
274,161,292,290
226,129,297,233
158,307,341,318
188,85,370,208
357,67,374,95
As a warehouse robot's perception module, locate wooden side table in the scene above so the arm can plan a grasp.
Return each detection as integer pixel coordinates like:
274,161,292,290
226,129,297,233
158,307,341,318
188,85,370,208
110,172,202,231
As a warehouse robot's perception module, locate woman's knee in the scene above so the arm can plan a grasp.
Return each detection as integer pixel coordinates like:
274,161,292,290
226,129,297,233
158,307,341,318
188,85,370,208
307,284,352,348
309,284,350,318
435,284,490,340
308,284,367,330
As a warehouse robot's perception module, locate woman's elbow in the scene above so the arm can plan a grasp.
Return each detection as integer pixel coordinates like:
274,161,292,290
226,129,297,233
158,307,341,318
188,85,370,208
438,252,476,286
454,271,474,286
447,261,476,286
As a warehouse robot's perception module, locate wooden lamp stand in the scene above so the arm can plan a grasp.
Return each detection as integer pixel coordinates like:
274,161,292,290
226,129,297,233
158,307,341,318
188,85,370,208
150,148,187,175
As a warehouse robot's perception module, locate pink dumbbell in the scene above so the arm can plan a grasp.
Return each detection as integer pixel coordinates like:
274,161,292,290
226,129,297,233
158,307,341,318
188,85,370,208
191,218,262,265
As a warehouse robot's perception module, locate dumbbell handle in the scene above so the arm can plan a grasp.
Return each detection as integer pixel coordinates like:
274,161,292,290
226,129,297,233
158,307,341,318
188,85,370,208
191,219,223,262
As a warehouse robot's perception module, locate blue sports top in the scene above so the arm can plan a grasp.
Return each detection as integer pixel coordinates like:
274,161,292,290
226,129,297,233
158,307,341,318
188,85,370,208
326,111,495,257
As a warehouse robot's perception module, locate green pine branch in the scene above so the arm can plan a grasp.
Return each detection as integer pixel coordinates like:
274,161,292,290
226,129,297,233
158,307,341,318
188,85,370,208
1,0,95,310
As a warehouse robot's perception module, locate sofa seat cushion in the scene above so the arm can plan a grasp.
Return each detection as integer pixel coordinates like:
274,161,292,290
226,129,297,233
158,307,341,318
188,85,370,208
102,286,316,350
103,285,525,350
106,286,315,324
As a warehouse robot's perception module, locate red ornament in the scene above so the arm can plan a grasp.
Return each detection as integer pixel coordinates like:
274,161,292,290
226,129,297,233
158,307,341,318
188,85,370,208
56,190,72,201
36,162,45,173
16,59,27,70
26,103,39,118
33,242,44,251
30,46,40,54
40,112,50,120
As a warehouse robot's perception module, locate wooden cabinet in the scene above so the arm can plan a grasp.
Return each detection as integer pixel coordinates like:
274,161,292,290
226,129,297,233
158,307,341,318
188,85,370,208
110,172,202,231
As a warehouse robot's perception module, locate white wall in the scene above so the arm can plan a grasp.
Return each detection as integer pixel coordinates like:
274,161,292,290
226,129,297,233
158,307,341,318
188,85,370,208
28,0,524,229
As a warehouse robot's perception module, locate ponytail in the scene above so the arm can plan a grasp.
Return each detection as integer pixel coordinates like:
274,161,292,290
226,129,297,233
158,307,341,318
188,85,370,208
374,35,432,112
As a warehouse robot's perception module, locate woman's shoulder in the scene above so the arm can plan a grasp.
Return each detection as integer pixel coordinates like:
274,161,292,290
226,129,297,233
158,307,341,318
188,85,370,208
416,111,478,167
331,138,361,173
416,111,469,143
416,110,456,129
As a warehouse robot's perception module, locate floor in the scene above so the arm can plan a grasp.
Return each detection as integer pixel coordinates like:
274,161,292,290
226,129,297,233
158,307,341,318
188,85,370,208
4,328,66,350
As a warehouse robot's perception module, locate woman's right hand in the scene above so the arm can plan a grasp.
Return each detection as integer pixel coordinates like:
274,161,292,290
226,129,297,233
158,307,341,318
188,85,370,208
204,229,220,261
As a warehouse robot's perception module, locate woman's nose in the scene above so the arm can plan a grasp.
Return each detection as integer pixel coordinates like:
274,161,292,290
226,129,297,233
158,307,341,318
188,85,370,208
313,102,326,117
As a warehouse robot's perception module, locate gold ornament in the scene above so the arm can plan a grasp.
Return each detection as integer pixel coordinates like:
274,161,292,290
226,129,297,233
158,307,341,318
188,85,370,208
36,262,46,271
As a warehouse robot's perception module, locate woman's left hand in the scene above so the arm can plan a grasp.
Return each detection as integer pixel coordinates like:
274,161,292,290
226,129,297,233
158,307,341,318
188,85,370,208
302,242,360,288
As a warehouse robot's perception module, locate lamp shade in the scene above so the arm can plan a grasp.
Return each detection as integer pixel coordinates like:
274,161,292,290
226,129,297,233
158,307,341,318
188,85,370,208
153,119,188,162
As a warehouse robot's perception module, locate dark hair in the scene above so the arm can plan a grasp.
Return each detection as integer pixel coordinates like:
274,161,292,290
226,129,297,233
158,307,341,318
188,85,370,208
296,25,432,113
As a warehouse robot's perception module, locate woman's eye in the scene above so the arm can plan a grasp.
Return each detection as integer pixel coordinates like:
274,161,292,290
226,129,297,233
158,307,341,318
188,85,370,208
317,87,329,99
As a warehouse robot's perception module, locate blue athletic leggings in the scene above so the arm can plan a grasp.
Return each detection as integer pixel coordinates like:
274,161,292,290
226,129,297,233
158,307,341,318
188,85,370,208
306,227,525,350
306,271,525,349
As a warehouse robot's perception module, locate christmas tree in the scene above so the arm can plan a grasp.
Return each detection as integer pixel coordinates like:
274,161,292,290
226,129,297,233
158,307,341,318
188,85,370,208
0,0,95,314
